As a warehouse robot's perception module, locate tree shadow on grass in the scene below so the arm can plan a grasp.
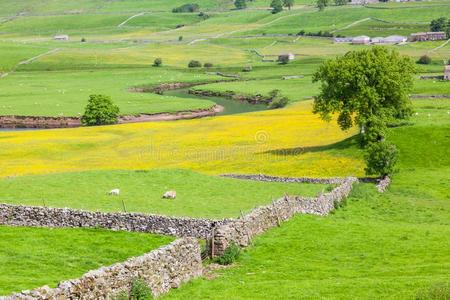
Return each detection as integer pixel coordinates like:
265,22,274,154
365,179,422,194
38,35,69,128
265,135,360,157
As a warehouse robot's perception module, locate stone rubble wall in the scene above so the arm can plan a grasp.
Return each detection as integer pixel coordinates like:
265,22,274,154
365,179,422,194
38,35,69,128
2,238,202,300
0,203,229,238
212,177,357,256
220,173,346,184
0,176,360,298
376,176,391,193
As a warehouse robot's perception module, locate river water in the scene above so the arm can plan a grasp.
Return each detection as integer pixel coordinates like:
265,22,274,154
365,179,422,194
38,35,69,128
164,89,267,116
0,88,268,131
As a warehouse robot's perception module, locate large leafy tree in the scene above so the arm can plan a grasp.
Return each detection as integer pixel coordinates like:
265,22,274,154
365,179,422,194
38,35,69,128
270,0,283,13
81,94,120,126
312,47,415,144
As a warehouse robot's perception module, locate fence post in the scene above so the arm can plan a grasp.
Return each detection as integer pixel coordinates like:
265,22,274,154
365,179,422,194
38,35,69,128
210,226,216,259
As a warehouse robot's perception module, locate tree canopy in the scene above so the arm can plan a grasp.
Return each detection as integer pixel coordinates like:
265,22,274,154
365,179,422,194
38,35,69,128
270,0,283,13
312,47,415,144
81,95,120,126
235,0,247,9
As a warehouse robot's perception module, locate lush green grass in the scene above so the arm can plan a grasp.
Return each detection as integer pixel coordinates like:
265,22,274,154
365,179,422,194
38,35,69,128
0,169,330,218
163,82,450,300
0,68,218,116
0,226,173,295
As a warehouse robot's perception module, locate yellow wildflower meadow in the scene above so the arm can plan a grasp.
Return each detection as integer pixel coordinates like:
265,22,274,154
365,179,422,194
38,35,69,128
0,101,363,178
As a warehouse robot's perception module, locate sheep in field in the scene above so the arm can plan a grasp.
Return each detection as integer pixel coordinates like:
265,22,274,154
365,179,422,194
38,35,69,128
108,189,120,196
162,191,177,199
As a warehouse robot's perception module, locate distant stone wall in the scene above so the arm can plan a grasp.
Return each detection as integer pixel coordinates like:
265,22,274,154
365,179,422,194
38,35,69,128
220,173,345,184
0,115,80,129
211,177,357,256
0,204,228,238
3,238,202,299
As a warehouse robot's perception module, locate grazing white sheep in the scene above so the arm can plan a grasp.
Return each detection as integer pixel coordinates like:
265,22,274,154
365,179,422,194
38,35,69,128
108,189,120,196
162,191,176,199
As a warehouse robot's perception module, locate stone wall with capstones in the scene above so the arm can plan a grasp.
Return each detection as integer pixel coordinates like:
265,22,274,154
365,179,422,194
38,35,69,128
2,238,202,300
0,203,229,238
211,177,358,257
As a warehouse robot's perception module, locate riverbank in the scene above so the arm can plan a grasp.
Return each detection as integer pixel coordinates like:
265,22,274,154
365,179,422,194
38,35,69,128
0,105,223,129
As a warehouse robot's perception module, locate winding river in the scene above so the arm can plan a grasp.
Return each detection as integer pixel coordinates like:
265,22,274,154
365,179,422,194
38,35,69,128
0,87,268,131
163,88,267,116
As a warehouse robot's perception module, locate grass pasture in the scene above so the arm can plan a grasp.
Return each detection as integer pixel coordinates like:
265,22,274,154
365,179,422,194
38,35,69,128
0,0,449,298
163,89,450,300
0,100,362,178
0,169,331,218
0,226,173,295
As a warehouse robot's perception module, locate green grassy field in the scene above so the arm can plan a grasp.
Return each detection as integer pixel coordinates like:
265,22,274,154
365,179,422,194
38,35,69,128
0,226,173,295
0,169,330,218
1,0,449,298
163,97,450,300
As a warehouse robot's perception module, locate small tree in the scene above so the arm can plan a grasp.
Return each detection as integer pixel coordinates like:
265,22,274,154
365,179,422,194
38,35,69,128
312,47,415,145
430,17,447,32
316,0,329,10
365,141,398,177
283,0,294,10
267,89,289,108
153,58,162,67
188,60,202,68
270,0,283,13
235,0,247,9
178,36,183,41
417,55,432,65
81,95,120,126
172,3,200,13
203,62,213,68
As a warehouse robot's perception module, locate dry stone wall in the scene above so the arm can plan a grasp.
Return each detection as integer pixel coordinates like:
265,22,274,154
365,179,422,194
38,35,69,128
376,176,391,193
0,204,229,238
0,175,360,299
211,177,357,256
220,173,345,184
2,238,202,300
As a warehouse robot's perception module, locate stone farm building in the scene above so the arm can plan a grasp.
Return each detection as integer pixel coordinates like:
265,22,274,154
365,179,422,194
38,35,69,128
278,53,295,61
409,32,446,42
333,37,354,43
381,35,407,44
352,36,371,44
350,0,378,4
445,65,450,81
54,34,69,41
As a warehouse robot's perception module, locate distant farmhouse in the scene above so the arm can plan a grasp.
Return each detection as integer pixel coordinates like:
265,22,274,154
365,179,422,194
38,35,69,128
445,65,450,81
352,36,371,44
278,53,295,61
409,32,446,42
350,0,378,4
54,34,69,41
351,0,419,4
334,32,448,45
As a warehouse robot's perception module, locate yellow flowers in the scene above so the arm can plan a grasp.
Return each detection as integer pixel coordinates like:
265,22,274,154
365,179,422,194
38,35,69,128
0,101,363,178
